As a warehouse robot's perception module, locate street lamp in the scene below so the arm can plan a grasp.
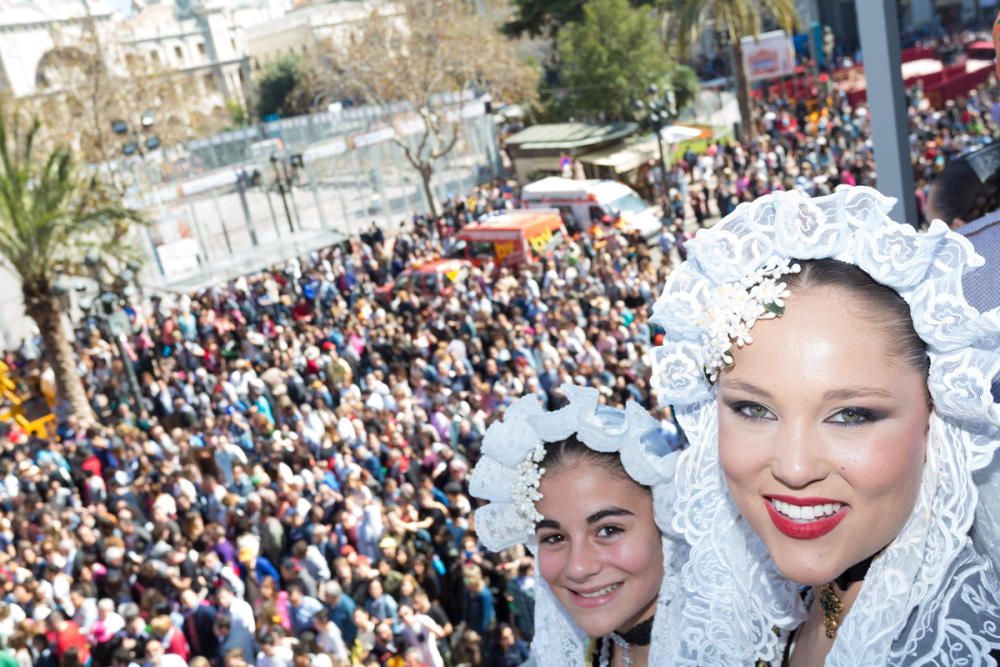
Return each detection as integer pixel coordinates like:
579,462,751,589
632,83,677,201
112,110,162,159
269,154,301,234
83,251,146,416
111,113,166,276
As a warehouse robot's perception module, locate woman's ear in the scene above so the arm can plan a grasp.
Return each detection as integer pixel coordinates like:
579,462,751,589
924,404,933,462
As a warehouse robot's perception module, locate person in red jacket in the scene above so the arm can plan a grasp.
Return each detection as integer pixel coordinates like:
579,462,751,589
46,610,90,665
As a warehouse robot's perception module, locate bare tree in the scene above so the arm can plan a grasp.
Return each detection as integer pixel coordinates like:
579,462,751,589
9,18,223,186
328,0,538,216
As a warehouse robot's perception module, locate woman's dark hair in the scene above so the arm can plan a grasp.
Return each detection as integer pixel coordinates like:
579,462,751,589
784,259,929,376
927,158,980,227
539,434,649,494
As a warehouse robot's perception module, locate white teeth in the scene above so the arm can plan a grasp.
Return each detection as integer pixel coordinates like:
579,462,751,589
771,499,843,522
578,583,621,598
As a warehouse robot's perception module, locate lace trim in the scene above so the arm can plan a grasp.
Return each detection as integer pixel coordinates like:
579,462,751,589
471,384,674,553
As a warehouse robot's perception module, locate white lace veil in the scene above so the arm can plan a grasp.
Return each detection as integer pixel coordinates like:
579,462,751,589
648,185,1000,665
469,384,685,666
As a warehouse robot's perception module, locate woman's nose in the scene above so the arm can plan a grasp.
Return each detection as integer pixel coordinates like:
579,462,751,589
769,422,829,489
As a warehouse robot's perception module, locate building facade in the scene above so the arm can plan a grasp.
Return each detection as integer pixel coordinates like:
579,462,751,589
0,0,113,99
0,0,291,119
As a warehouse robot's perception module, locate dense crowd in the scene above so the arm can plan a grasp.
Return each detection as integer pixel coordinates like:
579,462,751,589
0,182,679,667
2,49,999,667
654,73,1000,233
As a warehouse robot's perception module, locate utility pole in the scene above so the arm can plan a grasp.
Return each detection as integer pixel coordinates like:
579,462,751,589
856,0,918,227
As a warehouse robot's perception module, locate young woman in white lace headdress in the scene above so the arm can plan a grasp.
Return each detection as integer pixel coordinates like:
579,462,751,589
468,384,684,666
649,185,1000,665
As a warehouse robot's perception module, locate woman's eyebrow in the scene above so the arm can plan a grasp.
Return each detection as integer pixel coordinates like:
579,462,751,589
586,508,634,524
720,379,774,399
823,386,894,401
536,518,560,532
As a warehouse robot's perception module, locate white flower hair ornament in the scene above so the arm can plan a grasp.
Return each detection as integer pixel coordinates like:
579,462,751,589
469,383,676,553
699,259,801,383
651,184,999,448
647,185,1000,666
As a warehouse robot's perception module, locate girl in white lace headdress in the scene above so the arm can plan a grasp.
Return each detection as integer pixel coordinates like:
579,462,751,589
649,185,1000,666
469,384,683,666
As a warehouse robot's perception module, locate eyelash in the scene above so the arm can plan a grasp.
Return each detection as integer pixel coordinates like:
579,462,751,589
597,525,623,539
728,402,882,427
827,407,881,426
538,525,624,546
539,533,563,546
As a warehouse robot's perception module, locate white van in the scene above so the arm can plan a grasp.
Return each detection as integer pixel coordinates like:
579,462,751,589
520,177,663,244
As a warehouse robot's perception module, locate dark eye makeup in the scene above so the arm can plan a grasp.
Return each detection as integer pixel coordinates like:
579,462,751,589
725,401,884,427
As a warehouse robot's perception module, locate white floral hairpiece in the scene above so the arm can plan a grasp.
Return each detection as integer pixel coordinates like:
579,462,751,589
700,259,801,383
510,441,546,534
469,384,674,552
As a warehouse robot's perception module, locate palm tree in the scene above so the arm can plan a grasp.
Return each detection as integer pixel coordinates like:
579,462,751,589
0,108,143,420
668,0,798,140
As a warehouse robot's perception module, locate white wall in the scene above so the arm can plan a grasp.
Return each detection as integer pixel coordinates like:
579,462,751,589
0,265,34,353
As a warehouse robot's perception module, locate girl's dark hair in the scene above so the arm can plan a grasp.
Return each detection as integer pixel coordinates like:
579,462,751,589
539,434,649,494
784,259,929,376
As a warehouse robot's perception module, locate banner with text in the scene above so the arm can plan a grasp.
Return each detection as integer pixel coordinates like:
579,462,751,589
741,30,795,82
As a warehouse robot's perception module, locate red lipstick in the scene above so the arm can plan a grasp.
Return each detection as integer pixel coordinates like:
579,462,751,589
764,496,848,540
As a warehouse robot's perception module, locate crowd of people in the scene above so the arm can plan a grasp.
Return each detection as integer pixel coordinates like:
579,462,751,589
2,34,1000,667
650,68,1000,234
0,176,679,667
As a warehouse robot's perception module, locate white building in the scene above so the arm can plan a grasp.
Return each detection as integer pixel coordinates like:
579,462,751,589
0,0,292,115
114,1,258,122
245,0,391,69
0,0,114,98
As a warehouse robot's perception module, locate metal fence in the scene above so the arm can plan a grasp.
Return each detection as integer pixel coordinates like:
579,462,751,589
126,95,500,292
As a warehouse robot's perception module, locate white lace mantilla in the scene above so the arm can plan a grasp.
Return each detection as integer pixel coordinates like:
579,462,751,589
648,186,1000,665
469,384,685,665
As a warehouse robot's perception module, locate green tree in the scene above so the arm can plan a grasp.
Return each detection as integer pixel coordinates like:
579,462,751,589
255,52,331,119
504,0,656,37
555,0,673,120
669,64,701,114
255,53,303,118
225,99,248,129
667,0,798,139
0,109,143,419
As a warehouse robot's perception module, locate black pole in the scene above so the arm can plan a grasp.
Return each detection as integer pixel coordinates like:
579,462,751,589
236,172,258,245
277,182,295,234
114,330,145,415
98,291,144,416
271,156,295,233
655,121,669,199
264,187,282,239
280,158,302,230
